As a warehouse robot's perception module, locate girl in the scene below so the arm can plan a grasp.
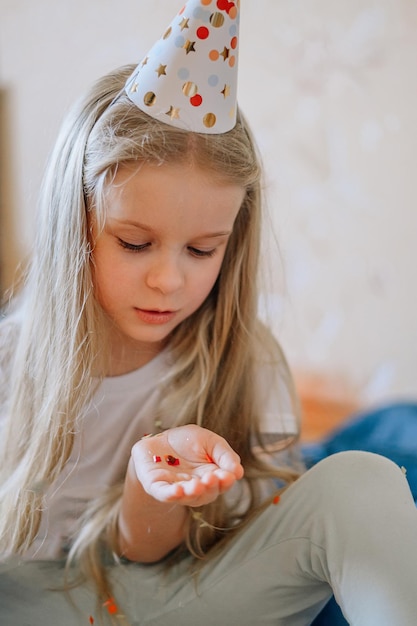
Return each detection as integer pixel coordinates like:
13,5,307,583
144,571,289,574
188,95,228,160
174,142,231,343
1,4,417,624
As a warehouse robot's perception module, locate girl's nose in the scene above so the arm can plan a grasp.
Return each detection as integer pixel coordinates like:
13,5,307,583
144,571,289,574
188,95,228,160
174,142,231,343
145,255,185,294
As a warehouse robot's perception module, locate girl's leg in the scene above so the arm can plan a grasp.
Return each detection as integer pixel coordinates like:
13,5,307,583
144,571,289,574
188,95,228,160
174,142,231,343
290,450,417,625
144,450,417,626
1,451,416,625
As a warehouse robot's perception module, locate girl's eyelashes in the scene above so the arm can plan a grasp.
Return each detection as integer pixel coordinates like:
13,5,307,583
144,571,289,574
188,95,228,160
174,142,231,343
187,246,216,258
117,238,150,252
117,238,216,258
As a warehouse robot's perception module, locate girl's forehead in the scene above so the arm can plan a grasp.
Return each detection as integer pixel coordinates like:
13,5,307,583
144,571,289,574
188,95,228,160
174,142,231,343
104,161,245,233
109,161,244,203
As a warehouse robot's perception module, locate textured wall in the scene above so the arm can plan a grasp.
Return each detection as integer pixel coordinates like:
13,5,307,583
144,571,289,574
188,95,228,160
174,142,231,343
1,0,416,402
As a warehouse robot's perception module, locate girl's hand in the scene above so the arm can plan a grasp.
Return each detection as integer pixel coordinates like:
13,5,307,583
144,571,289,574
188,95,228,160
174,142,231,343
131,424,244,507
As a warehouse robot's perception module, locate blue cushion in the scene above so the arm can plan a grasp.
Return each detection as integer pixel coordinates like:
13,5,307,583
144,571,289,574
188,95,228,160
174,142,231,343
302,402,417,501
311,596,347,625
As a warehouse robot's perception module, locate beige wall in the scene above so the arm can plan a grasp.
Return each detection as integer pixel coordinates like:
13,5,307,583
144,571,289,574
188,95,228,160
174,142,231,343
1,0,416,404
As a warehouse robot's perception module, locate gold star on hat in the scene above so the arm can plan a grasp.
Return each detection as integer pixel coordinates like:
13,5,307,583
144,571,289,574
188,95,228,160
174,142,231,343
125,0,240,134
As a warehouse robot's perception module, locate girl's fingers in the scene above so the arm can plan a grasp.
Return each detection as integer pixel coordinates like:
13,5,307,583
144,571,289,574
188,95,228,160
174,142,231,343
150,469,239,503
210,444,243,477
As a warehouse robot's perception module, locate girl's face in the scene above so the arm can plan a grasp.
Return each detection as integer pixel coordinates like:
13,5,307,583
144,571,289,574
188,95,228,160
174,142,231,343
91,161,244,373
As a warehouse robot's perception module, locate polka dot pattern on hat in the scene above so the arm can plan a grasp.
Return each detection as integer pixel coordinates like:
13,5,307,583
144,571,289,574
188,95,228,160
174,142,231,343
125,0,240,134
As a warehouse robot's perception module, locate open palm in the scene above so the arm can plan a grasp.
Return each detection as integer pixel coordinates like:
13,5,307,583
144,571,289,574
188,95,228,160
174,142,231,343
131,424,244,506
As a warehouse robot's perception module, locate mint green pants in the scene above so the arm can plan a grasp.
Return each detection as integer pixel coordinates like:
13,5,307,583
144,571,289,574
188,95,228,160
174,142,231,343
1,452,417,625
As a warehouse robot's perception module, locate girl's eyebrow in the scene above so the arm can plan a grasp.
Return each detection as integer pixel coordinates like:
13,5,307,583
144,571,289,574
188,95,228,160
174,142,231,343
111,218,154,232
111,218,232,239
191,230,233,239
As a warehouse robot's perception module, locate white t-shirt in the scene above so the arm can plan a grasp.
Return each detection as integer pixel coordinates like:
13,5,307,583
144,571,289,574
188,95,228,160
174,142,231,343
14,349,297,559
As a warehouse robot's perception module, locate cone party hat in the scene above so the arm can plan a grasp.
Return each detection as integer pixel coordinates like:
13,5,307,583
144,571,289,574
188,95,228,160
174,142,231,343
125,0,240,134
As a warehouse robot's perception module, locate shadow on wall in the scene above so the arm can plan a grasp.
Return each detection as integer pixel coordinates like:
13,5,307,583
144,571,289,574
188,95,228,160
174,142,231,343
0,88,22,302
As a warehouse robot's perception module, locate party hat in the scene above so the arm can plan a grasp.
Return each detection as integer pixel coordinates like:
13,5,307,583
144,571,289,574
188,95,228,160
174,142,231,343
125,0,240,134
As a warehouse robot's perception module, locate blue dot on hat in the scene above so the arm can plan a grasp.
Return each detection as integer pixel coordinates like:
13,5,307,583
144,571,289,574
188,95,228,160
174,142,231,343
175,35,185,48
193,7,211,23
208,74,219,87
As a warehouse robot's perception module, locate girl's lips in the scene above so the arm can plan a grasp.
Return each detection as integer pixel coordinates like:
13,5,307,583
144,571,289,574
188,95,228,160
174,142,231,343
134,308,177,325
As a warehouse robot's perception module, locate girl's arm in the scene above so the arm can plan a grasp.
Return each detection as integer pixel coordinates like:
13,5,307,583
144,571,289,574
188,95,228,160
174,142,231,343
117,425,244,563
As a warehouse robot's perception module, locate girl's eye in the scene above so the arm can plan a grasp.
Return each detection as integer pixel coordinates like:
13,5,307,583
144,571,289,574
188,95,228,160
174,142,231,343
188,246,216,258
118,238,150,253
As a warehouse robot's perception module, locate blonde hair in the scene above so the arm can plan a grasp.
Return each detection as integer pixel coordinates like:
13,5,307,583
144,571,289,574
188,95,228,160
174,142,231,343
0,65,300,600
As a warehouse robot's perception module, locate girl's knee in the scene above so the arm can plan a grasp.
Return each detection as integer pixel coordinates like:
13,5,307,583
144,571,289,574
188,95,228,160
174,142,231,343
311,450,412,512
315,449,400,479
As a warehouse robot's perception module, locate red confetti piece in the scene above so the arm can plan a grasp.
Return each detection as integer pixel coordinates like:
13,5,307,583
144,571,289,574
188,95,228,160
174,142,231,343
89,617,94,625
165,454,180,466
103,598,118,615
153,455,162,463
273,495,281,505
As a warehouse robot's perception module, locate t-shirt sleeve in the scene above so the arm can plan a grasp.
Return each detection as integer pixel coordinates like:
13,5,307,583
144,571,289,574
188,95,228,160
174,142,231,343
255,357,299,439
257,365,299,437
240,352,304,494
251,354,304,473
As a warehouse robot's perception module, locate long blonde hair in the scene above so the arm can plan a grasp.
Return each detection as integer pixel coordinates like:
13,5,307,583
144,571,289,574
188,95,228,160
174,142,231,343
0,65,300,599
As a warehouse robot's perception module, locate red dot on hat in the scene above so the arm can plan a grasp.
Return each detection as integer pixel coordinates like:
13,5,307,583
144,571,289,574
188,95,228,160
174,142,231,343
190,94,203,107
217,0,229,10
231,36,238,49
197,26,210,40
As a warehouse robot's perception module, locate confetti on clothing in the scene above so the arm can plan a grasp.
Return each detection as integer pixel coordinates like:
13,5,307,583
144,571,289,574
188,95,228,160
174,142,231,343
103,597,118,614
